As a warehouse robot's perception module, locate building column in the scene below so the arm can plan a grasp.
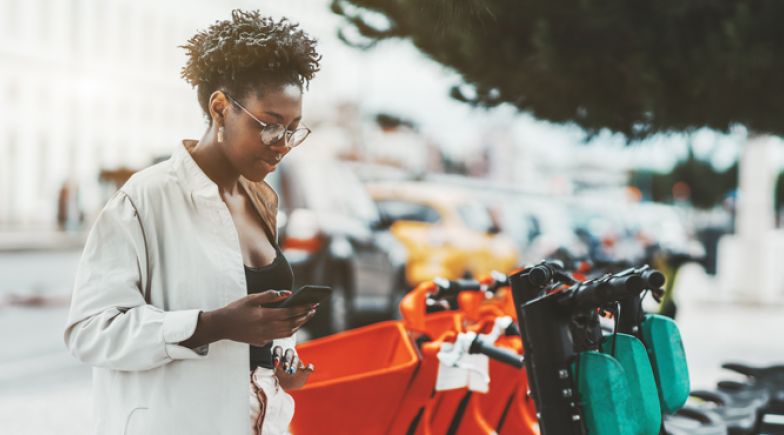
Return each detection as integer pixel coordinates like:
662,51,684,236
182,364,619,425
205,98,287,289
719,135,784,303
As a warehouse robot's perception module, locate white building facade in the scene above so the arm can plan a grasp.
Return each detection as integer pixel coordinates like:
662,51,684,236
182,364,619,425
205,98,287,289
0,0,263,228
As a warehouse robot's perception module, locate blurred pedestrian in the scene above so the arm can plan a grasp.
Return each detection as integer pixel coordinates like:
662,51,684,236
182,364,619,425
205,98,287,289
64,10,321,435
56,178,84,231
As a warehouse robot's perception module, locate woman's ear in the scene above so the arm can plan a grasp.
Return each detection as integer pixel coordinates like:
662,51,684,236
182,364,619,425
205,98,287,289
208,91,230,126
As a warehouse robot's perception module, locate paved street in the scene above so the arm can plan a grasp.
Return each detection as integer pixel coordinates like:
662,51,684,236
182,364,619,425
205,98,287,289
0,254,782,433
0,248,92,434
0,248,82,298
0,305,91,435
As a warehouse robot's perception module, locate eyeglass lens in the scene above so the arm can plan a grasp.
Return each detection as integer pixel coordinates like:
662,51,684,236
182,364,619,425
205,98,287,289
287,129,309,147
260,125,286,145
260,125,308,147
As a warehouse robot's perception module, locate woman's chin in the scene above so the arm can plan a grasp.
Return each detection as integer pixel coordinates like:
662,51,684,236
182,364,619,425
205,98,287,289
245,160,277,181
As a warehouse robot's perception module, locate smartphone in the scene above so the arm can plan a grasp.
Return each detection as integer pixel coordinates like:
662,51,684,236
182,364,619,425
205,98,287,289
265,285,332,308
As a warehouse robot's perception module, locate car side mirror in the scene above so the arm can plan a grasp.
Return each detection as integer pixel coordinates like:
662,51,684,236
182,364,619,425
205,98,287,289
371,217,393,231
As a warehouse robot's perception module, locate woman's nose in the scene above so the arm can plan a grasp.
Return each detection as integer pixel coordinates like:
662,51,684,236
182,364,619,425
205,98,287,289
269,142,291,154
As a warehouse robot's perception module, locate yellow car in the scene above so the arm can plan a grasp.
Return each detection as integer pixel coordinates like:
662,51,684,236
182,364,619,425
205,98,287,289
367,182,519,287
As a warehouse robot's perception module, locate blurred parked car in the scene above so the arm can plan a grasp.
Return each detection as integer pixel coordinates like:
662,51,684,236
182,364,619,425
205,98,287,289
417,175,589,265
567,199,647,264
366,182,519,287
268,155,408,337
491,196,590,264
632,202,705,260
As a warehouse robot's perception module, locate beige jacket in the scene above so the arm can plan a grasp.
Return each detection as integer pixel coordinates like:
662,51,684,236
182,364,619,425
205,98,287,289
64,140,294,434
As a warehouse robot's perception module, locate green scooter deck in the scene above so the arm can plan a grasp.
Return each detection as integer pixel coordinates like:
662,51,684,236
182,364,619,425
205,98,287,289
641,314,690,413
601,333,662,434
572,351,638,435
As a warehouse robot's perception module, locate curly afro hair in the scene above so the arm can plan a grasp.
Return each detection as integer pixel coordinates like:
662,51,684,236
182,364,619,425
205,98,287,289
181,10,321,121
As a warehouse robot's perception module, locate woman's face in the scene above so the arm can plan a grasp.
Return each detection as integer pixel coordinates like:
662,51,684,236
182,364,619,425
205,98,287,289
220,83,303,182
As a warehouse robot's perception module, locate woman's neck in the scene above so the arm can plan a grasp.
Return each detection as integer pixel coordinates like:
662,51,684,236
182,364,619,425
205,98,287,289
191,131,241,195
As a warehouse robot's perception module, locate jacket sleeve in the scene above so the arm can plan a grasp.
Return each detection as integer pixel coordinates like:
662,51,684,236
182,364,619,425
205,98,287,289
64,191,209,371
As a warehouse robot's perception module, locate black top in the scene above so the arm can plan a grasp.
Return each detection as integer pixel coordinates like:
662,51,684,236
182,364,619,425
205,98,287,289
244,245,294,369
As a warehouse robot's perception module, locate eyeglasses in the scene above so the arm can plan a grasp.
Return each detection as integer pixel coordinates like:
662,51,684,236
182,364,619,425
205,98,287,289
225,94,310,148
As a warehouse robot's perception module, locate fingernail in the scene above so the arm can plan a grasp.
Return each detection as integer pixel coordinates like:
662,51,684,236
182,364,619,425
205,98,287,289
311,303,319,309
278,290,291,297
273,357,280,368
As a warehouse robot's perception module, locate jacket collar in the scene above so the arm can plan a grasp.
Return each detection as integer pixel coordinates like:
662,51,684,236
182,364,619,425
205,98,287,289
173,140,279,240
173,140,218,198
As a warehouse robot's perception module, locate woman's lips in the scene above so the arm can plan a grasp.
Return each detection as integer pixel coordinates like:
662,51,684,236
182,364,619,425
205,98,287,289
258,154,280,167
253,149,286,168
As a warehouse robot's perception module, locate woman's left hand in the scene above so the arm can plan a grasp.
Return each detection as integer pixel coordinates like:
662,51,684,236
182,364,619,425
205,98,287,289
273,346,314,392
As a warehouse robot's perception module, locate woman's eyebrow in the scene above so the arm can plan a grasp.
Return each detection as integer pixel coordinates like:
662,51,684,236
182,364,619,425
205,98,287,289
263,111,284,121
263,111,302,125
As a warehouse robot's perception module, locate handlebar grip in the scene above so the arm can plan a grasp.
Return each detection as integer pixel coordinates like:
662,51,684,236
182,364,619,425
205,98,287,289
453,279,482,292
528,266,552,287
617,265,666,290
641,269,665,289
433,277,482,297
489,271,510,290
469,337,525,368
567,274,645,309
607,275,645,294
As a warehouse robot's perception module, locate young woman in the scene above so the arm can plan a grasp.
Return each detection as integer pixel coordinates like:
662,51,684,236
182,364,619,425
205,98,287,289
64,10,321,434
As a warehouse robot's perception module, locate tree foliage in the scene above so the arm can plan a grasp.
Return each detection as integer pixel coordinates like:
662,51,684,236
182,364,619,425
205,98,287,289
332,0,784,140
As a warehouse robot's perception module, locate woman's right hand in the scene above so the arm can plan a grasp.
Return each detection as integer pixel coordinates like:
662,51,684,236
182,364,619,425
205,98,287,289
213,290,316,347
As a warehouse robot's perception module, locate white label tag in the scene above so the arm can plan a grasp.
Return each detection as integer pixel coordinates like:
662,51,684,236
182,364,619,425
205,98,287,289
435,341,491,393
465,353,490,393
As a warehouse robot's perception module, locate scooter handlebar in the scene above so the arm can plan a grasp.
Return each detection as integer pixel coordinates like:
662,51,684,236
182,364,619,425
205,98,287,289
564,274,645,310
432,277,482,297
469,337,525,368
641,269,665,289
616,265,666,290
528,265,552,287
527,260,576,287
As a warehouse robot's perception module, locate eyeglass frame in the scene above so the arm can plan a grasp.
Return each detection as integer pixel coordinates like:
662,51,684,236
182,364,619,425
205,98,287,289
224,93,311,148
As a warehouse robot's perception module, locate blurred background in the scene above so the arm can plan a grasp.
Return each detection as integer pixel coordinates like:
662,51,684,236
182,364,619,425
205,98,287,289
1,0,783,433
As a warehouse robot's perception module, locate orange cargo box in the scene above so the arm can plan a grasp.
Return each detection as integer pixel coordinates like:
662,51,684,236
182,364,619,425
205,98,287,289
289,321,419,435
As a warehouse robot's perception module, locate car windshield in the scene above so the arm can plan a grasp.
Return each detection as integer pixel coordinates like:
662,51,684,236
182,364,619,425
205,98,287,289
569,203,637,237
457,203,494,233
376,200,441,223
510,199,572,237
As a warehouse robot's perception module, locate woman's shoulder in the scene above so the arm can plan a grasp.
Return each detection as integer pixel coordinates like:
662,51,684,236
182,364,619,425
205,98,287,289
118,159,179,205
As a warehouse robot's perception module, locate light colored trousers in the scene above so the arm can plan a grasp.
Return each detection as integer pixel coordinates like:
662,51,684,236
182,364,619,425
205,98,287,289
249,367,295,435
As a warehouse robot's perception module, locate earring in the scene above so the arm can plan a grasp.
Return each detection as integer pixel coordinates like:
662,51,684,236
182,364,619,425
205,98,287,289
217,126,224,143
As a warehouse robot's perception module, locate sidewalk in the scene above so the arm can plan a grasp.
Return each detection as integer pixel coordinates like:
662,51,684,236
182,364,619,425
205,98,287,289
671,263,784,388
0,305,91,435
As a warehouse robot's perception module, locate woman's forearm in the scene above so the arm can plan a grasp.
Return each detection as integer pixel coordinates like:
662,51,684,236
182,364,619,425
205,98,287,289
180,309,226,349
